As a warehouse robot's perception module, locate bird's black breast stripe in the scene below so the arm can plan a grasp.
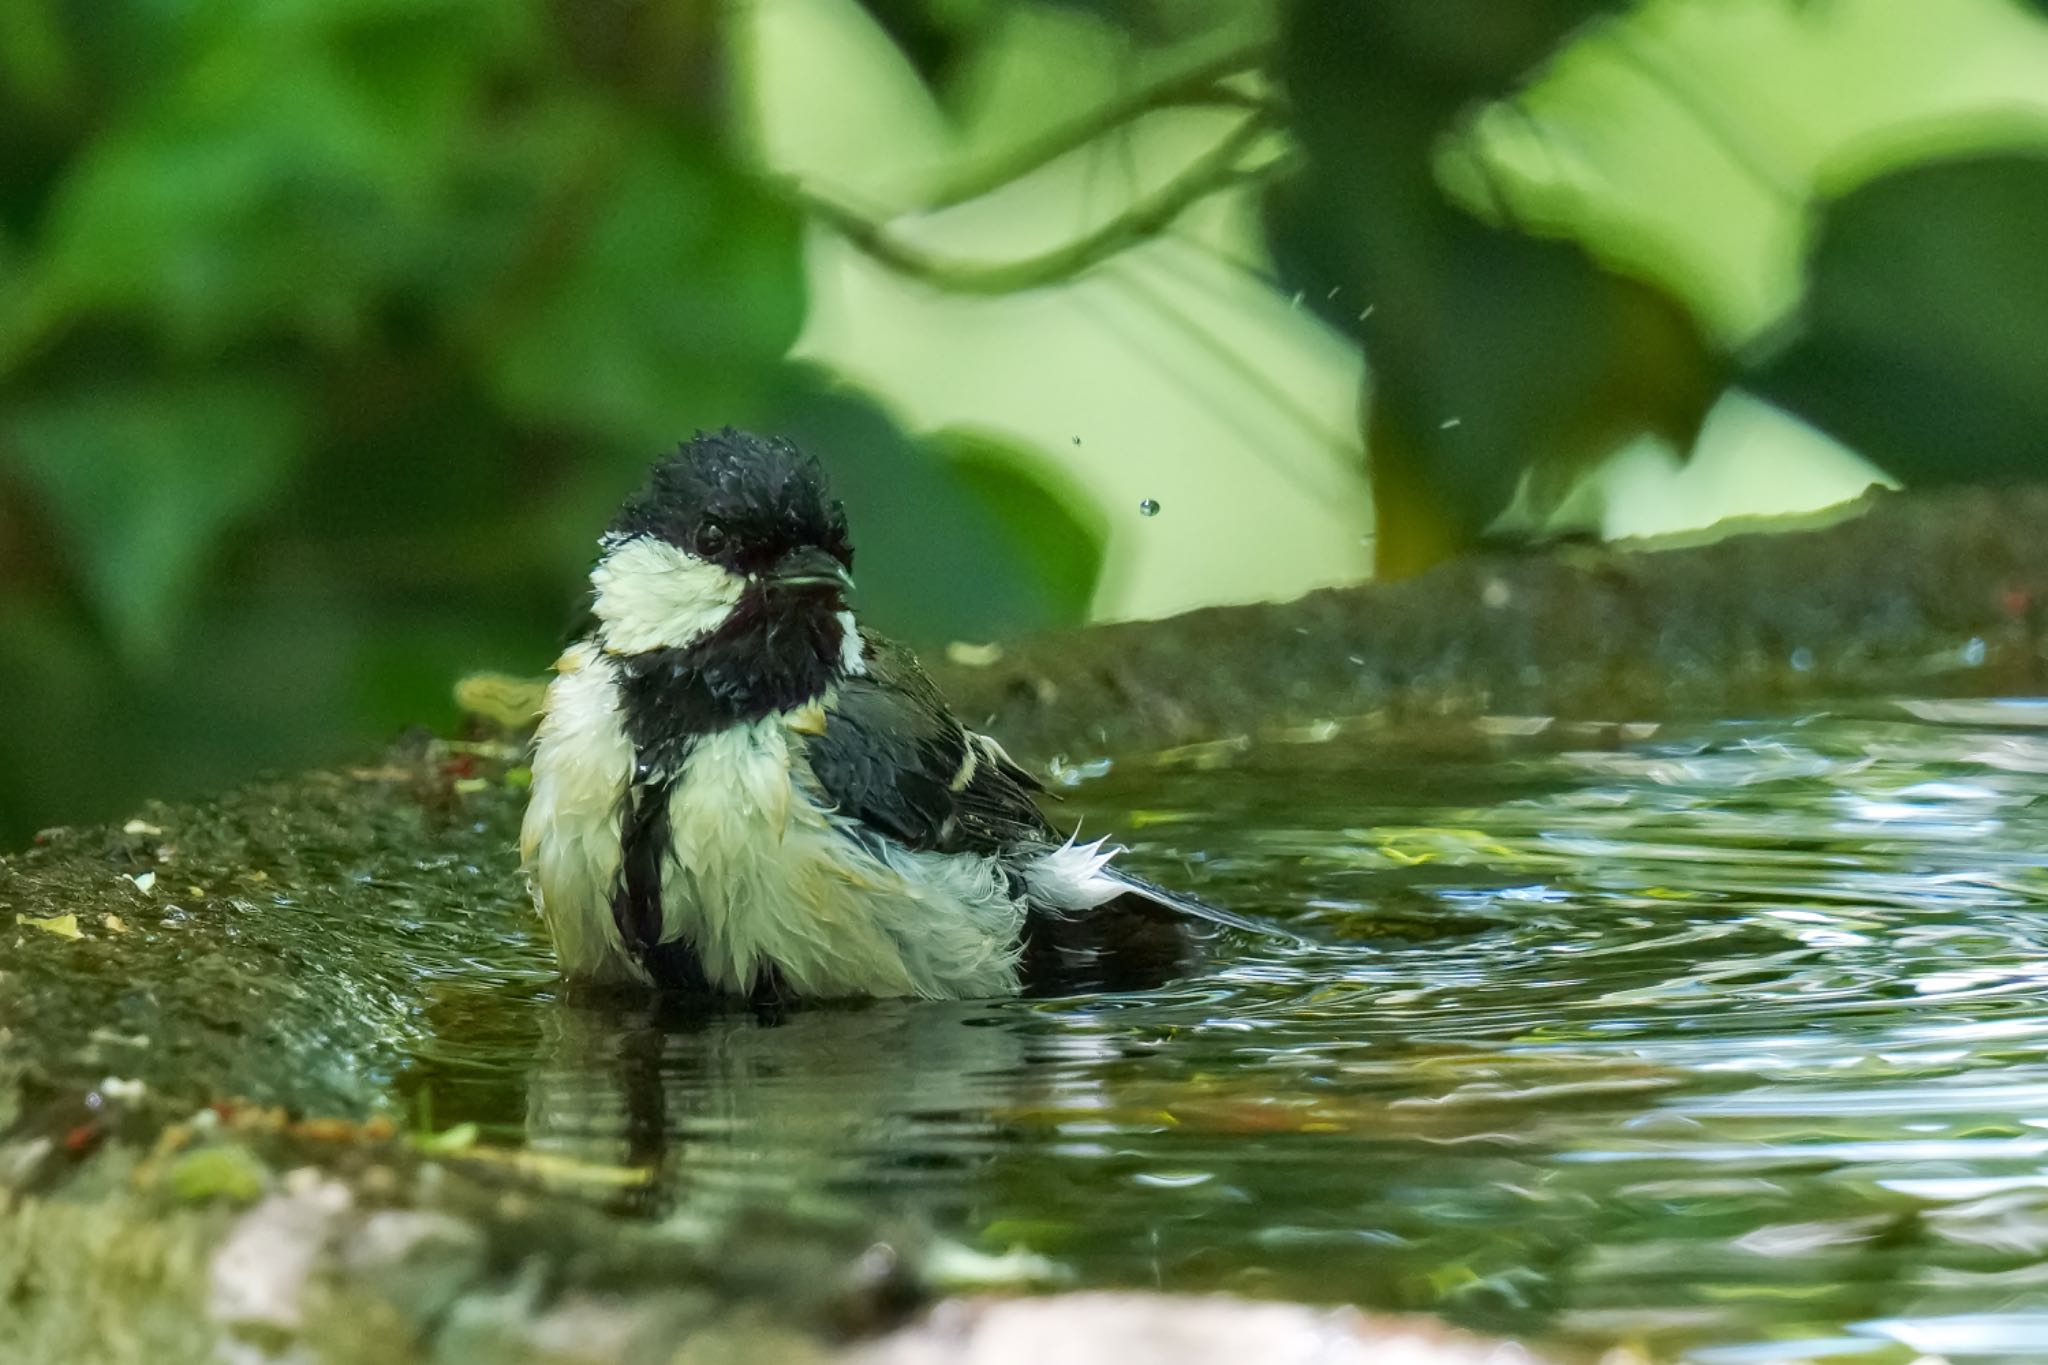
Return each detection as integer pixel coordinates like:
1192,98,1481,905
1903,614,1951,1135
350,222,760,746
614,774,679,959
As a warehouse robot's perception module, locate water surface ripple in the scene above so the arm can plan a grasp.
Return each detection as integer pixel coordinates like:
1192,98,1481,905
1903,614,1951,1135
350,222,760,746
406,700,2048,1364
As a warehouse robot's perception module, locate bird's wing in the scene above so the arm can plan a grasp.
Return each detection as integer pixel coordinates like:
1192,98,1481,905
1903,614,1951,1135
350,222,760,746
807,635,1313,950
804,634,1055,856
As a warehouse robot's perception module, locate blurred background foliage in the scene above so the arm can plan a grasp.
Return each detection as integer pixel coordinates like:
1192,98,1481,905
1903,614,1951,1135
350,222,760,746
4,0,2048,842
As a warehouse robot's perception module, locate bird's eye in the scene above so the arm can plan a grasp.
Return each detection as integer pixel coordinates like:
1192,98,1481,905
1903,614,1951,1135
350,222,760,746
696,525,727,557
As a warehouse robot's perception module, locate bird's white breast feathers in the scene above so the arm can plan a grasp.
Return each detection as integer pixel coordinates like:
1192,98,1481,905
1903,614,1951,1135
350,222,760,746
666,722,1027,998
520,642,637,980
521,645,1075,998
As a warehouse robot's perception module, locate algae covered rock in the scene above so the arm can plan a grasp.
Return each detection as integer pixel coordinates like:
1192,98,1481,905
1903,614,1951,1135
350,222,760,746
0,739,548,1125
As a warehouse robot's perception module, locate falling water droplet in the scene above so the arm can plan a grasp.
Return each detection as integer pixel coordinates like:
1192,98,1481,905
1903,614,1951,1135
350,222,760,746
1138,498,1161,517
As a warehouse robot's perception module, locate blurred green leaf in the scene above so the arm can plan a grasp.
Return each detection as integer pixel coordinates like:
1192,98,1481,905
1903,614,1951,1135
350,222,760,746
14,0,535,357
487,133,806,450
0,0,72,114
1267,0,1722,577
0,595,369,840
25,74,406,350
1749,151,2048,485
5,373,309,664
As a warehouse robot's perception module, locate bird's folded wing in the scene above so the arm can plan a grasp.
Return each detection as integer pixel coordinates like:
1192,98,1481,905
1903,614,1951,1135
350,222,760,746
803,635,1054,856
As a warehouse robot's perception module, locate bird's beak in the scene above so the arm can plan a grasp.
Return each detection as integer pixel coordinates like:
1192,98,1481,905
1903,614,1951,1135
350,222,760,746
769,546,854,595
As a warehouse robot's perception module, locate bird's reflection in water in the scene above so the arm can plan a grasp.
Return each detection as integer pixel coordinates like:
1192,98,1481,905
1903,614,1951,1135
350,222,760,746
523,992,1058,1223
521,907,1203,1218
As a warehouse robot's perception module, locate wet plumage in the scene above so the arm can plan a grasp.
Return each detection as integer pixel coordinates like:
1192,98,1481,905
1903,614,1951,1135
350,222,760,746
521,429,1215,1001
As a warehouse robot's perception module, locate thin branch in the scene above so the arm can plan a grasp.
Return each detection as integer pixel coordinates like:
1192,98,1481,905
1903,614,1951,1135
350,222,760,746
923,41,1276,211
791,112,1283,296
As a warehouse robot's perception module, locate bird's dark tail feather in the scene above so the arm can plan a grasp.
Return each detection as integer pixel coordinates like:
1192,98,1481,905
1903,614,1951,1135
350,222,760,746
1102,868,1314,947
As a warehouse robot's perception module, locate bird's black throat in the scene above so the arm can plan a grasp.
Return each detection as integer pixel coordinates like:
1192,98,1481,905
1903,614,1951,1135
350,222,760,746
613,589,844,778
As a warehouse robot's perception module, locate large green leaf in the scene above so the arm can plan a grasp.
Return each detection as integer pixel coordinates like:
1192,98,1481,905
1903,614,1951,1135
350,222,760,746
5,373,309,664
1748,151,2048,485
1266,0,1723,576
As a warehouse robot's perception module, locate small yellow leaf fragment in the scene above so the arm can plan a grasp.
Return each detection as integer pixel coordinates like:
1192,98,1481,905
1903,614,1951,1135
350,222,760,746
944,641,1004,668
103,914,129,934
1378,846,1435,867
414,1122,480,1155
19,913,82,940
455,670,548,726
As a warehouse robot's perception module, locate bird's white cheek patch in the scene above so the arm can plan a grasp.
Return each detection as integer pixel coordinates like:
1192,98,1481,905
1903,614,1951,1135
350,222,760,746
592,535,744,654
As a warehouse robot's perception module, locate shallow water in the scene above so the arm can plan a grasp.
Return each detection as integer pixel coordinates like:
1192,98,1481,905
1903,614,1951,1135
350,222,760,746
401,700,2048,1364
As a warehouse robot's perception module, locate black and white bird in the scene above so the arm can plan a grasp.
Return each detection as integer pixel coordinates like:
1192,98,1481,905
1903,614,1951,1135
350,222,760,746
521,429,1252,1001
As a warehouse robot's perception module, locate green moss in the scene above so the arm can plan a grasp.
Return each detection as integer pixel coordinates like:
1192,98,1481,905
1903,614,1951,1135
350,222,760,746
166,1146,270,1206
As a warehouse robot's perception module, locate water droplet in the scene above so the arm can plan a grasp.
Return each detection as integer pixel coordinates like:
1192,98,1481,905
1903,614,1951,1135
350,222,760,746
1789,647,1816,673
1138,498,1160,517
1962,637,1988,667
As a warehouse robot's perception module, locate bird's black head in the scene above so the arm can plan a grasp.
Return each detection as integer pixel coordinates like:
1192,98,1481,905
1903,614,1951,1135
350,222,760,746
608,428,852,581
593,430,865,756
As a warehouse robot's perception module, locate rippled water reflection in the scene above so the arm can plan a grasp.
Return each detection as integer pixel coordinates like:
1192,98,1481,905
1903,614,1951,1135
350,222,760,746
404,700,2048,1364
